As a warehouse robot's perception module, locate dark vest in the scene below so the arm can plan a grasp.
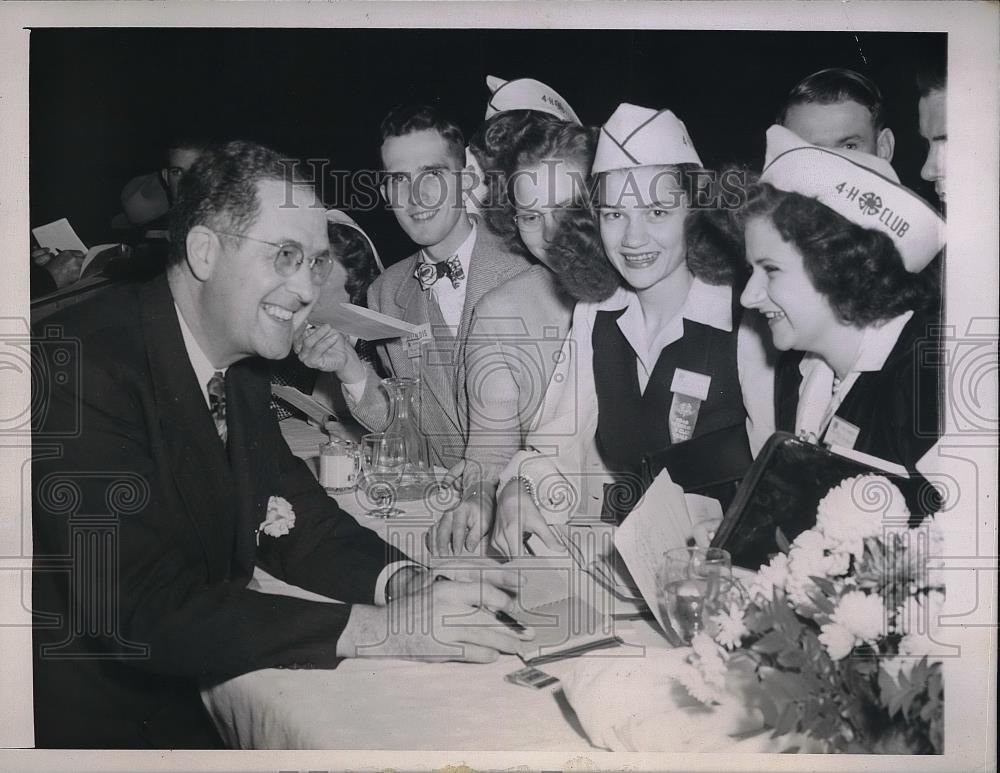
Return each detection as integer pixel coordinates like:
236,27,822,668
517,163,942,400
774,312,943,514
593,287,750,518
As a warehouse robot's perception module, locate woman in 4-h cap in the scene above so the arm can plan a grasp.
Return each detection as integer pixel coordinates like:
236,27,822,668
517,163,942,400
431,118,619,555
739,125,944,481
490,104,775,556
428,78,599,554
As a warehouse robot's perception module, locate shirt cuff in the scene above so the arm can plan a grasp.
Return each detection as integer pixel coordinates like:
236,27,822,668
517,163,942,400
374,560,424,606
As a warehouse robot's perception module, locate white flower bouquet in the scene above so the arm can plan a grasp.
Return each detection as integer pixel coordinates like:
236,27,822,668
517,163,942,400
680,474,945,753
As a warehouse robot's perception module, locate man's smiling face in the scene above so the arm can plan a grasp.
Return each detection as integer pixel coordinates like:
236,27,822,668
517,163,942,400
203,179,328,363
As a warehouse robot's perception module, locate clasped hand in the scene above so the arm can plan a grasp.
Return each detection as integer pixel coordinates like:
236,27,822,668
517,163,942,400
337,563,534,663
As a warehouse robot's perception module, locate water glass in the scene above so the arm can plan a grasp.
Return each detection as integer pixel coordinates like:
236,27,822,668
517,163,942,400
657,547,732,644
359,433,406,518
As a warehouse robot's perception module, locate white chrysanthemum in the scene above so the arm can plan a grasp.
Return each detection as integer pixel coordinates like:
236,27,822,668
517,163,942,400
831,590,885,643
819,622,856,660
900,516,947,589
816,475,906,556
710,602,749,650
676,662,724,705
747,552,789,601
895,590,946,662
690,632,728,684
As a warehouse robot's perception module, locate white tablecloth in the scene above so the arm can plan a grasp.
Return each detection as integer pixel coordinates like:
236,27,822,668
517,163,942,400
200,472,679,750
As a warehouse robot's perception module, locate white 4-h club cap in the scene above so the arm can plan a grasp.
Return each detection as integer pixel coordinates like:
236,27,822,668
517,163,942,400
593,103,703,174
484,74,582,125
761,124,945,273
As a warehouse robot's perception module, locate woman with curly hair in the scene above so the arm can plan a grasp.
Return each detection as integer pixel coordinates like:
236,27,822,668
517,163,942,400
740,125,944,475
490,104,776,556
430,118,620,554
271,212,385,434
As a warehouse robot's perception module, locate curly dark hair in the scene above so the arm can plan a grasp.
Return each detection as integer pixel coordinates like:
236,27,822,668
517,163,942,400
737,181,938,325
544,163,746,302
168,140,314,268
328,223,379,306
589,163,746,286
467,110,571,247
545,198,623,302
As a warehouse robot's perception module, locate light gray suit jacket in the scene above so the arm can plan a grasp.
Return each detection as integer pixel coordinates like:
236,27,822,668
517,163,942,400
346,221,531,469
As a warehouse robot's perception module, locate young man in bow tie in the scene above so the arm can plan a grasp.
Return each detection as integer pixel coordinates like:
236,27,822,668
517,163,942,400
298,104,530,471
31,140,530,749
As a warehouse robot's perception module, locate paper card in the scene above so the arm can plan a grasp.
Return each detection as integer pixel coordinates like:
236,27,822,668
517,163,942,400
80,243,120,278
271,384,338,425
613,469,693,632
309,302,418,341
32,218,88,254
828,444,909,477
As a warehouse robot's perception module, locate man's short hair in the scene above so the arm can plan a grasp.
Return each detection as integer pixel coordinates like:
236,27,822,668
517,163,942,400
166,135,213,158
777,67,886,130
378,104,466,168
916,57,947,98
167,140,313,267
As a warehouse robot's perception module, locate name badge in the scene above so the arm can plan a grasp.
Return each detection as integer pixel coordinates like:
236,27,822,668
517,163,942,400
404,323,433,358
668,369,711,444
670,368,711,401
825,416,861,450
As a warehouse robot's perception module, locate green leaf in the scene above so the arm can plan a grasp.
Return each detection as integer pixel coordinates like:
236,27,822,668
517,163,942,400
810,575,838,597
753,630,789,655
807,589,836,616
775,526,792,554
774,702,799,735
777,648,807,669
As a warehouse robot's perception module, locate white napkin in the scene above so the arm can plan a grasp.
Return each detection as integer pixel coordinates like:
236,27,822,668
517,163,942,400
561,648,816,752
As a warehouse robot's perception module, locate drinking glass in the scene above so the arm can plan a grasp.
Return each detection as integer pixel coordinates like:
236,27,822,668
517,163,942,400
657,546,732,645
359,433,406,518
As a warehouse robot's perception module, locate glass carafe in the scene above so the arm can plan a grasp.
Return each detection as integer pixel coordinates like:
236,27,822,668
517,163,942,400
380,377,435,500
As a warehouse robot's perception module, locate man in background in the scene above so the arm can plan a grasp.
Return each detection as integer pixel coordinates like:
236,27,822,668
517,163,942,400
916,60,947,208
778,67,895,162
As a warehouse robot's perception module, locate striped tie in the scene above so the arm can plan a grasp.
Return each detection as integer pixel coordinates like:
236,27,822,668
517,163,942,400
207,371,227,443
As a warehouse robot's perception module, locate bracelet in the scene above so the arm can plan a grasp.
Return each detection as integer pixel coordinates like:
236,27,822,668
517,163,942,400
514,473,543,510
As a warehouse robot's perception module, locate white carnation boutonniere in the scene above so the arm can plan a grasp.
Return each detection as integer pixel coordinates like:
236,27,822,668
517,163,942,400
257,496,296,545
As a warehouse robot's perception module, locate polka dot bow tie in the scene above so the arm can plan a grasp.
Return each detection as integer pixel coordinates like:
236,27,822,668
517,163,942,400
414,255,464,290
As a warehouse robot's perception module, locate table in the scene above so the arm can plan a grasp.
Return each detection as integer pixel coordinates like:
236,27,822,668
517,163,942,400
200,471,667,750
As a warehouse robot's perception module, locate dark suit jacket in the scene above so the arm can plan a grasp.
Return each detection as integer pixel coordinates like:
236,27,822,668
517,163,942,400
347,221,531,468
32,274,401,748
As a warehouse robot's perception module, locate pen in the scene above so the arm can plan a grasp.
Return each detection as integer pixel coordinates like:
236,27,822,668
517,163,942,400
523,635,624,667
493,609,527,633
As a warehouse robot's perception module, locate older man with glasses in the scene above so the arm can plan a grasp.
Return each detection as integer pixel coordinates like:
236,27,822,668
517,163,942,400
31,140,531,749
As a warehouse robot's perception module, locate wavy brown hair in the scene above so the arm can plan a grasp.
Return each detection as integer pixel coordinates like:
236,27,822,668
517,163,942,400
737,181,938,325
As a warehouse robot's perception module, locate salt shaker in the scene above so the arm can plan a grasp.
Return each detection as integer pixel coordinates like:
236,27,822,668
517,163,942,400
319,438,359,494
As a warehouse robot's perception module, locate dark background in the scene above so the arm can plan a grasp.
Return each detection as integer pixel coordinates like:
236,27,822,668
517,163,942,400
30,28,945,265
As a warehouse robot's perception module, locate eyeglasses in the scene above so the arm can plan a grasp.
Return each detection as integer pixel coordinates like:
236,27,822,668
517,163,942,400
513,206,570,233
213,230,334,285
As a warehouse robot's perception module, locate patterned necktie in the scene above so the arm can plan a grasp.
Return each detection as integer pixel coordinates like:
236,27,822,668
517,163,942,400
207,371,227,443
414,255,465,290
